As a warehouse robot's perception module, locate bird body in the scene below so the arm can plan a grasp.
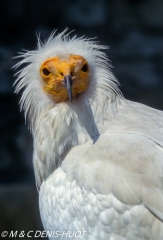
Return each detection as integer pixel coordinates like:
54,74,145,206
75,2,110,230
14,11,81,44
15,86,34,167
15,30,163,239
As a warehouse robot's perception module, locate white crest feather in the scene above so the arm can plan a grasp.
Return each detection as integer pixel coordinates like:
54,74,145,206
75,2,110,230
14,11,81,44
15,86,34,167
14,29,122,131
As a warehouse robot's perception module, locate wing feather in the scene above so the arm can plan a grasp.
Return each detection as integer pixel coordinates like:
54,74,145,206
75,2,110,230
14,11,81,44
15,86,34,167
62,132,163,220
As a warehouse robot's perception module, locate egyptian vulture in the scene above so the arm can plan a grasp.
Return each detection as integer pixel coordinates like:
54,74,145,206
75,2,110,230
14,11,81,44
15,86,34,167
14,30,163,240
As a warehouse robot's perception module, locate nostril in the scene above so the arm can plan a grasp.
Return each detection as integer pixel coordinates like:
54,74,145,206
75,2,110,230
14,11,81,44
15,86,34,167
60,72,63,76
70,72,73,76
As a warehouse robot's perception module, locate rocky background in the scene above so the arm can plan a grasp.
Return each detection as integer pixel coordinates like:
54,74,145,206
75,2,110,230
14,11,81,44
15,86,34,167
0,0,163,239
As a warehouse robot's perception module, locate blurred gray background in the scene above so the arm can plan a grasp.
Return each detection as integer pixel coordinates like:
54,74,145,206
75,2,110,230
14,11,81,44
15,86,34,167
0,0,163,239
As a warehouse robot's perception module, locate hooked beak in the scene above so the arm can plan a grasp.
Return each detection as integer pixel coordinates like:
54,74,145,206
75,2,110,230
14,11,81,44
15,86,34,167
63,74,73,102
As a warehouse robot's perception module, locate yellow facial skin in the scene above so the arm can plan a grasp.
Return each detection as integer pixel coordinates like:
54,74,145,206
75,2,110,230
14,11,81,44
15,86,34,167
40,55,90,103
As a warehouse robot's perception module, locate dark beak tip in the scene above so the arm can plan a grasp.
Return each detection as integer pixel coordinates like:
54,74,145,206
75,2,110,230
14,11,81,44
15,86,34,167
63,74,73,102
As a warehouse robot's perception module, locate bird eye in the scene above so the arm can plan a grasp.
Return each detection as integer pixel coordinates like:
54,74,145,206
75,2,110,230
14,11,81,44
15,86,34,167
42,68,50,76
81,63,88,72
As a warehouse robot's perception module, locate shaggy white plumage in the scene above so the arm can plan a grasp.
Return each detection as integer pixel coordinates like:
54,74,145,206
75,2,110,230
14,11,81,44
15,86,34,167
15,29,163,240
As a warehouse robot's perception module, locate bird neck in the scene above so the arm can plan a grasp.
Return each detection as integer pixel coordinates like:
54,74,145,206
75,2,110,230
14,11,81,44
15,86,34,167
32,94,119,190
